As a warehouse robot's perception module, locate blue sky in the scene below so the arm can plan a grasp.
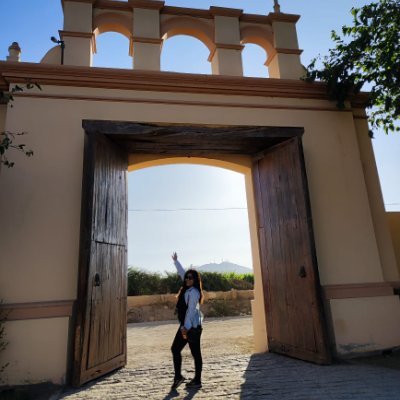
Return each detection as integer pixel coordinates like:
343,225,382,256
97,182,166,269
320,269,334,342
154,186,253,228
1,0,399,272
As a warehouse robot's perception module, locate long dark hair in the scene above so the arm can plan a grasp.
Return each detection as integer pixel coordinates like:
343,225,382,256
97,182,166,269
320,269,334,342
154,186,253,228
177,269,204,304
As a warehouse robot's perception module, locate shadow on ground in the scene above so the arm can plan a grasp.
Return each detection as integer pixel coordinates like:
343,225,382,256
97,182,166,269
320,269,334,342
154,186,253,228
0,383,62,400
240,352,400,400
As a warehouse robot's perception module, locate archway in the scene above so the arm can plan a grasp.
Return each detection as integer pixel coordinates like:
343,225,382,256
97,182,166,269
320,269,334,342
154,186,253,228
71,121,331,386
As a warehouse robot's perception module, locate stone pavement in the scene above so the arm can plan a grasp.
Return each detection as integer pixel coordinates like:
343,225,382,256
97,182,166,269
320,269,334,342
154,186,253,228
57,352,400,400
56,317,400,400
3,317,399,400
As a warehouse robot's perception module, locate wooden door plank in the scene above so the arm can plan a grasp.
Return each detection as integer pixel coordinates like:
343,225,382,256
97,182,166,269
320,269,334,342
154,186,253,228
73,132,128,386
253,137,331,364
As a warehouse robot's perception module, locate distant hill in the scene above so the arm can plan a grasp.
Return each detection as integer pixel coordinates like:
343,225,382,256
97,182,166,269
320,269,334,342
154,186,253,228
197,261,252,274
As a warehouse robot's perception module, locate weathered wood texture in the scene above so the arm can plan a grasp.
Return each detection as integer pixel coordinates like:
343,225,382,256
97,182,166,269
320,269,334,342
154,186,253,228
73,133,128,387
252,137,331,364
82,121,304,155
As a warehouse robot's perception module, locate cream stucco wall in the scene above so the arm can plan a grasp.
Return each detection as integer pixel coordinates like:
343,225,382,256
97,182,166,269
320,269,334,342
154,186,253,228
0,103,6,131
331,296,400,356
0,83,399,384
387,212,400,275
2,318,69,385
353,114,399,281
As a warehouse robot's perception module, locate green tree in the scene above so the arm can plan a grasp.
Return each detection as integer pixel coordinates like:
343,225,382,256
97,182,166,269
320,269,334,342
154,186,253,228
305,0,400,135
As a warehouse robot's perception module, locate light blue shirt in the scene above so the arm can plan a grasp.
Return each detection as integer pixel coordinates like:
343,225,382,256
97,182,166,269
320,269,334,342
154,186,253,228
174,260,203,330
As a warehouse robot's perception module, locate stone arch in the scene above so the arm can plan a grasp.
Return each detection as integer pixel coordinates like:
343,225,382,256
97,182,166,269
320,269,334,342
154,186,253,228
92,12,133,56
240,25,276,67
93,12,132,40
128,154,251,174
161,16,215,59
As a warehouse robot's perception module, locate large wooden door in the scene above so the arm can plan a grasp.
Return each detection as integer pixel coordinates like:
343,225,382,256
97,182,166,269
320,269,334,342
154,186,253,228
72,132,128,386
253,137,331,364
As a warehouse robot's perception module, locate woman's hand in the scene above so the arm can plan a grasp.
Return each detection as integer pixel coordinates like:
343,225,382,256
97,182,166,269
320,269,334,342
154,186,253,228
172,252,178,262
180,327,188,339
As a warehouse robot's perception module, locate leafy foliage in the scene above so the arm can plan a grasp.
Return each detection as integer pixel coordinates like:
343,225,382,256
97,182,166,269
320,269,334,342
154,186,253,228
0,83,40,167
0,131,33,168
305,0,400,134
127,267,254,296
0,303,9,383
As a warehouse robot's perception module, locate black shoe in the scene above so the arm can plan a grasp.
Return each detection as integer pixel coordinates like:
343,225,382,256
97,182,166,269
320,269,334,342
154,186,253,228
186,379,202,389
171,376,185,390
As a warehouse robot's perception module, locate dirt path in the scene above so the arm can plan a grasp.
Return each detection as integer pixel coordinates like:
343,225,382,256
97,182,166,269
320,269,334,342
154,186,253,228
126,316,254,368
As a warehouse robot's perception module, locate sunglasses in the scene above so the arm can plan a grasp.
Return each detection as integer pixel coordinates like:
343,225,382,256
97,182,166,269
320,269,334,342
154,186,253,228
185,275,194,280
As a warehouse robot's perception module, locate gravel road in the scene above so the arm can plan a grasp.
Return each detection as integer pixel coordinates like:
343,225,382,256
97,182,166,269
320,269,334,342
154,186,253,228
126,316,254,369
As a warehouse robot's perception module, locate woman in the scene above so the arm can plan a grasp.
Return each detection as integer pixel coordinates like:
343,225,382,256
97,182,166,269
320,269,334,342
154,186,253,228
170,252,204,390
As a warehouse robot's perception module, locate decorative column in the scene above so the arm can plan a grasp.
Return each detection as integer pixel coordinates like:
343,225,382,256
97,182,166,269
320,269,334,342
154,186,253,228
130,0,164,71
209,7,243,76
61,0,96,66
268,13,304,79
7,42,21,62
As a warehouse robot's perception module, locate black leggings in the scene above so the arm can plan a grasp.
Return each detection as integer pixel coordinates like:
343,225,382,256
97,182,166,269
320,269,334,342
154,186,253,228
171,326,203,382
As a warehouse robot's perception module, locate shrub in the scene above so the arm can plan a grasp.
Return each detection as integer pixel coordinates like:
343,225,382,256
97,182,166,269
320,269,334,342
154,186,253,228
127,268,254,295
127,268,163,296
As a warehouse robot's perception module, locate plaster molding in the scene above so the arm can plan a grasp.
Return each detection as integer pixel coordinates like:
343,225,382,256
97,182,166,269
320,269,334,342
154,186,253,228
269,12,300,23
323,281,400,300
0,61,368,106
215,43,244,51
59,30,94,39
209,6,243,18
162,6,212,19
275,47,303,55
129,0,165,10
240,14,272,24
208,43,244,62
93,0,131,11
131,36,163,45
13,92,348,114
1,300,75,321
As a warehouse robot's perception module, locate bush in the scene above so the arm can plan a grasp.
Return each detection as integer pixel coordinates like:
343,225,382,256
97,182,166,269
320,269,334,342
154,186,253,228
127,268,163,296
127,268,254,296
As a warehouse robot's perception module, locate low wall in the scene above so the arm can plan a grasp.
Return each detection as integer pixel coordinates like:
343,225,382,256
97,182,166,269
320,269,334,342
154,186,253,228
127,289,254,323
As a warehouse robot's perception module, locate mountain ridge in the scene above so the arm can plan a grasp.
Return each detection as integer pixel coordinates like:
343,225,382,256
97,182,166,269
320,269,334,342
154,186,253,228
196,261,252,274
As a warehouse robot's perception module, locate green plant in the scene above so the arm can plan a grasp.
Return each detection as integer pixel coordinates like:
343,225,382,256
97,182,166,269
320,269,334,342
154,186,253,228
305,0,400,135
0,83,40,168
127,268,254,296
206,299,234,317
0,302,9,385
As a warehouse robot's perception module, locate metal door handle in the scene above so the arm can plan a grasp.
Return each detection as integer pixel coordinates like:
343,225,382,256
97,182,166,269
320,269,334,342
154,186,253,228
94,273,101,287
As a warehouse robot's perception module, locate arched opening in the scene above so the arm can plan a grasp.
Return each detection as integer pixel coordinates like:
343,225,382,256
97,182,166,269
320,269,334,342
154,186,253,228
161,35,211,74
242,43,269,78
126,162,256,370
92,32,132,69
241,25,275,78
128,163,252,274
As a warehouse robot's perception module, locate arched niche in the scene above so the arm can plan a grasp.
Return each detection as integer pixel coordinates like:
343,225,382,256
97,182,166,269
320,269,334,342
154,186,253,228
91,12,133,66
240,25,276,69
161,16,215,61
160,34,212,74
93,12,133,53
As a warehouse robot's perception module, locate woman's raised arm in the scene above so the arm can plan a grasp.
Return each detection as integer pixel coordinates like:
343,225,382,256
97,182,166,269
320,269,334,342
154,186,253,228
172,252,185,280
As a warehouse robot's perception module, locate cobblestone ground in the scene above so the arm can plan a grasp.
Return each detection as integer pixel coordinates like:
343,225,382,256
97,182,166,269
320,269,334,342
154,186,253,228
59,317,400,400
